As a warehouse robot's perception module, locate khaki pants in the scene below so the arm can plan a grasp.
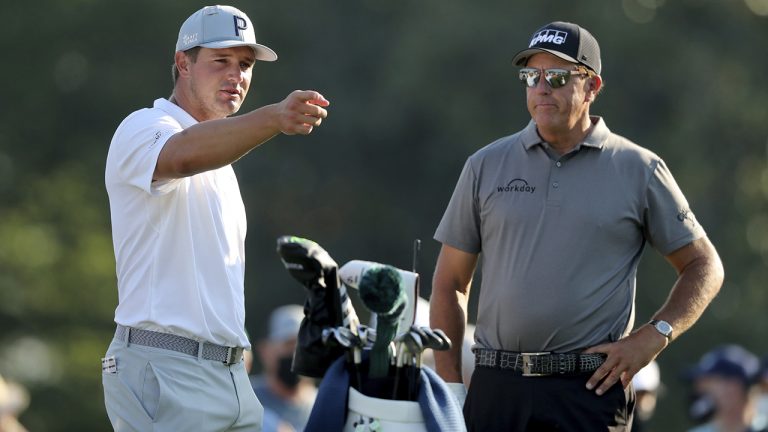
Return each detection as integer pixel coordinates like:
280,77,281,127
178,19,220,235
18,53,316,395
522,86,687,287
102,337,263,431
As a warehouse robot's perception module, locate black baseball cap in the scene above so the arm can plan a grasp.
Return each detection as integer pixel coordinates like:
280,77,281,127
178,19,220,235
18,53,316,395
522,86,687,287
512,21,601,74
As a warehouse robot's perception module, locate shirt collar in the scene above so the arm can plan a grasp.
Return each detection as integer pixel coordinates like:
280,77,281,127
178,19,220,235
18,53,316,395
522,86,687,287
153,98,198,129
521,116,610,151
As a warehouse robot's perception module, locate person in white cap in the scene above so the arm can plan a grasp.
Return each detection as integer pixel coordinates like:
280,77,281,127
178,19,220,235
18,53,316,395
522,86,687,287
631,360,661,432
0,373,30,432
102,5,329,431
250,305,317,432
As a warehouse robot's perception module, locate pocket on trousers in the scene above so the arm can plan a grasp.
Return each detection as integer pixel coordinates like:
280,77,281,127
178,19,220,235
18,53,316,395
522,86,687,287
103,369,154,423
142,362,161,420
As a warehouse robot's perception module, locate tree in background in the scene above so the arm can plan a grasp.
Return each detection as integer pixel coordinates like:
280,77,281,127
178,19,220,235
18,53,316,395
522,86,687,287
0,0,766,430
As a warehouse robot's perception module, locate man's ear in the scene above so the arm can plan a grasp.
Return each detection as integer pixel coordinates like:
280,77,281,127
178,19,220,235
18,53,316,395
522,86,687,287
586,75,603,102
175,51,192,78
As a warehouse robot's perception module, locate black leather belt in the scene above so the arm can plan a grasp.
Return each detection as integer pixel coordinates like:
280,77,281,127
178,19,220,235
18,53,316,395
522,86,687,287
115,325,244,365
474,348,606,376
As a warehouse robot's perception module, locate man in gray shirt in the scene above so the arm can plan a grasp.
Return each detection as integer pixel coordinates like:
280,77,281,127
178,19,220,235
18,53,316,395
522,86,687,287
430,21,724,431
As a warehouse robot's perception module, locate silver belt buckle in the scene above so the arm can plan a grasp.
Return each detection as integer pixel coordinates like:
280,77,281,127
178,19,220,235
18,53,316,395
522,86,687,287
520,352,549,376
224,347,243,365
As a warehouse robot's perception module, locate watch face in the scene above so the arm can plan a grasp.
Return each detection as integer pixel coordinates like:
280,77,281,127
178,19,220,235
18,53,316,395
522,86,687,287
655,321,673,336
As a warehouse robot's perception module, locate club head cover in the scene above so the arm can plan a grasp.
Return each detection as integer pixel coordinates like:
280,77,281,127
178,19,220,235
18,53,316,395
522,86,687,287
276,236,344,378
359,265,408,378
277,235,338,287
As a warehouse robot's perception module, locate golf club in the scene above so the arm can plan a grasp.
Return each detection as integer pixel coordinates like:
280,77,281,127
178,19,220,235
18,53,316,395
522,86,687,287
392,330,423,400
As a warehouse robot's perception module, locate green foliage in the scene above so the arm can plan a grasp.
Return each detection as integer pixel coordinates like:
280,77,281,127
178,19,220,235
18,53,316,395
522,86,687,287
1,0,767,430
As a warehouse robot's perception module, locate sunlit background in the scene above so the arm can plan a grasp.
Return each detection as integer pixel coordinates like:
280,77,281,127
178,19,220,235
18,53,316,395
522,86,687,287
1,0,766,430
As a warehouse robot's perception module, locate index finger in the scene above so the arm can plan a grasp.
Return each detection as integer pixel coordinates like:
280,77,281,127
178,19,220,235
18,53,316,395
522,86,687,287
582,343,609,355
294,90,330,107
583,344,612,391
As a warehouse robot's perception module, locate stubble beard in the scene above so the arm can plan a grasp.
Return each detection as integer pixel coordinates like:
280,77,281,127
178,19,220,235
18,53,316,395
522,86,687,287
189,78,240,120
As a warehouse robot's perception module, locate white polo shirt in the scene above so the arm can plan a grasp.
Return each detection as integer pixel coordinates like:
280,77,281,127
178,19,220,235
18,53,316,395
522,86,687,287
105,98,250,348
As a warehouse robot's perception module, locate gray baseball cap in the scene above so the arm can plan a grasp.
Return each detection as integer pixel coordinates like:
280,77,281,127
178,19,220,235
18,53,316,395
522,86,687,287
176,5,277,62
267,305,304,342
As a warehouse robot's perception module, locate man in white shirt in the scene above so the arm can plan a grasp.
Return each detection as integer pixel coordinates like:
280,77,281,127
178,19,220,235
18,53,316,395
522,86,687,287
102,5,329,431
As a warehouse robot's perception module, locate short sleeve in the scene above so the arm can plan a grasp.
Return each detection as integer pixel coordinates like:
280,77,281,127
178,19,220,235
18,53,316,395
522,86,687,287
434,158,482,254
644,159,706,255
108,114,182,195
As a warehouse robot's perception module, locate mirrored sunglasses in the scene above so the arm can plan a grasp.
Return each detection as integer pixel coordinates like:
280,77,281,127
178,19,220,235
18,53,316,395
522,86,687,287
518,67,591,89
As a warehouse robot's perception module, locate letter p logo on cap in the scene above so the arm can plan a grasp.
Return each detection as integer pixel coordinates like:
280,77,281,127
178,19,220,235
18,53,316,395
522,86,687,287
234,16,248,37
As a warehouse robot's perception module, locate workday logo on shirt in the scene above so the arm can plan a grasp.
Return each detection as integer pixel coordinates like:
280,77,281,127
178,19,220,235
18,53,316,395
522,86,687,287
497,178,536,194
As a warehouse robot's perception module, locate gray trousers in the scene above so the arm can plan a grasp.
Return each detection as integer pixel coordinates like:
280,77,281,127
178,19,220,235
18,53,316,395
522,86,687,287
102,337,263,431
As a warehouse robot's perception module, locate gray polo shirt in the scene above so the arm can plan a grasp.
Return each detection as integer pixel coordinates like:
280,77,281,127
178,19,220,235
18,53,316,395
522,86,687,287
435,117,705,353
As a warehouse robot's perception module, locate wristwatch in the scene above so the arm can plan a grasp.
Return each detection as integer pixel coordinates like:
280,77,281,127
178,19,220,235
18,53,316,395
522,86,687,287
649,319,673,340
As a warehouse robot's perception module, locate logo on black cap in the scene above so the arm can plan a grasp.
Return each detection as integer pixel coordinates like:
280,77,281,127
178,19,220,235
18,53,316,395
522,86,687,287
512,21,602,75
529,29,568,47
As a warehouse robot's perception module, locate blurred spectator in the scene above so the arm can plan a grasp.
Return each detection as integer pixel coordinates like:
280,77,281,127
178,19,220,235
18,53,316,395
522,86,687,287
250,305,317,432
754,357,768,431
684,344,766,432
0,373,29,432
631,360,661,432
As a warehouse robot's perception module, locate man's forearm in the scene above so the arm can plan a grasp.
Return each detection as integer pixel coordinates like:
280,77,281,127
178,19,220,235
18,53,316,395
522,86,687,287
655,237,724,341
429,244,478,383
157,106,282,179
430,285,469,383
156,90,329,180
